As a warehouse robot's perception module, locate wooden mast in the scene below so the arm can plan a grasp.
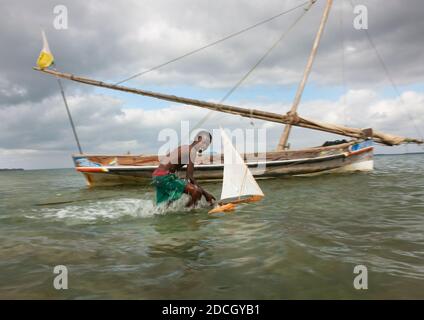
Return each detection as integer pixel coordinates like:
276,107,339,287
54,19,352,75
276,0,333,151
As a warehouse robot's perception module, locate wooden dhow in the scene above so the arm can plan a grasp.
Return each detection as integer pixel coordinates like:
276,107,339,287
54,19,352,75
34,0,422,186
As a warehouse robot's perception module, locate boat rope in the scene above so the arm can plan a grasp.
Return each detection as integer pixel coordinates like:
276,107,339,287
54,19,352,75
54,66,83,154
188,0,315,136
114,1,311,85
348,0,424,146
339,0,348,126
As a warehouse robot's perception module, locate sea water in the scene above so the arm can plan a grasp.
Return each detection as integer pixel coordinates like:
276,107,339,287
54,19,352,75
0,154,423,299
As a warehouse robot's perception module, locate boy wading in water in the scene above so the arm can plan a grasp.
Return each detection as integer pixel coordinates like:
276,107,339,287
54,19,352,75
152,131,216,207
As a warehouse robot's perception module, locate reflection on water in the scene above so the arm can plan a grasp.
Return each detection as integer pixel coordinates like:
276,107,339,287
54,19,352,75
0,154,423,299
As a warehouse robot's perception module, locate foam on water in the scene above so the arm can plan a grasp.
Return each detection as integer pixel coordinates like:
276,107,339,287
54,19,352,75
32,194,208,222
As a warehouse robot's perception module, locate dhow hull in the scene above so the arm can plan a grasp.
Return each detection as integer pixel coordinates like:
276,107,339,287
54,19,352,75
72,139,373,187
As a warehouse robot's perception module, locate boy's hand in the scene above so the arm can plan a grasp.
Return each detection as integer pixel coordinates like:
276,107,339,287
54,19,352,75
204,193,216,205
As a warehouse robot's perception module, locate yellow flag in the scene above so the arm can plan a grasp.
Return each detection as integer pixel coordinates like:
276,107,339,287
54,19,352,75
36,30,54,69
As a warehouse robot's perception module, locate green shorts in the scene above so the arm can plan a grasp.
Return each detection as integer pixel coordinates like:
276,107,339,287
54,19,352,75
151,173,187,205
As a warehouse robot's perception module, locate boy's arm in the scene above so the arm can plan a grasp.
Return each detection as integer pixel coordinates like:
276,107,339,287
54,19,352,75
185,148,215,203
186,160,196,184
199,186,216,203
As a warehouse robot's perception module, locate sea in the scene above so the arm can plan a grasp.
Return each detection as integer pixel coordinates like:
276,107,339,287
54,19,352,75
0,154,423,299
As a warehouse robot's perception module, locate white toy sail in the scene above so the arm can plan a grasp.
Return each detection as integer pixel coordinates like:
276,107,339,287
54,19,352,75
209,128,264,213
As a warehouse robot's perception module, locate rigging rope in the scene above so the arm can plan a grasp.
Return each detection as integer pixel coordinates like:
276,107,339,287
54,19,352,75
348,0,424,145
114,1,310,85
339,0,348,126
188,0,315,136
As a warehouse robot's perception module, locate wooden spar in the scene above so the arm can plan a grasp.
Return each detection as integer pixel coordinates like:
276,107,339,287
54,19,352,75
277,0,333,151
33,67,423,146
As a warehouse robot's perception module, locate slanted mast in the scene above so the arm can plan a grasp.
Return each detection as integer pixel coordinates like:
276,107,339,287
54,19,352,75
277,0,333,151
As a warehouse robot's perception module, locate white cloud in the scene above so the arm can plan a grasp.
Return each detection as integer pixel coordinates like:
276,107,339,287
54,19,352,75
1,0,424,168
1,88,423,169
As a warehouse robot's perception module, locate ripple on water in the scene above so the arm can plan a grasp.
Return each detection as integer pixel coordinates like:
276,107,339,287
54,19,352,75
1,156,424,298
25,195,212,224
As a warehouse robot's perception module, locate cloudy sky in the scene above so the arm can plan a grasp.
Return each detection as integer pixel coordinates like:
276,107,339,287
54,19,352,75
1,0,423,169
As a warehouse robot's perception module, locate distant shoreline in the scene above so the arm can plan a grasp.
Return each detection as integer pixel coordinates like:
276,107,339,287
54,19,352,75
375,152,424,156
1,153,422,171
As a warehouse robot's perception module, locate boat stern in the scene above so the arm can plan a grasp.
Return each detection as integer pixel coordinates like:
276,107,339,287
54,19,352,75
340,139,374,172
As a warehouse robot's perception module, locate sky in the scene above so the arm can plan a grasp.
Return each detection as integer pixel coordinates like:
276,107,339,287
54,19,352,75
0,0,423,169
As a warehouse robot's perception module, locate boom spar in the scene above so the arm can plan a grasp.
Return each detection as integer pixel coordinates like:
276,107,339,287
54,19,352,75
33,67,423,146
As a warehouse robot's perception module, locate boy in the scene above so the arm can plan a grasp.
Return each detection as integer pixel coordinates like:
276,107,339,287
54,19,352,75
152,131,215,207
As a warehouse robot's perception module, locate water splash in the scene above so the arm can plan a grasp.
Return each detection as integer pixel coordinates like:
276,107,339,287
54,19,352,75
31,194,209,222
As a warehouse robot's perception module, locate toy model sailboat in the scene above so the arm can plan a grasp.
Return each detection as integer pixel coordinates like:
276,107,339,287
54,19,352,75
209,128,264,214
33,0,422,187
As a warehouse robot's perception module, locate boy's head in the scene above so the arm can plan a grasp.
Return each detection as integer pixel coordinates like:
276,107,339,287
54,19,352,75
193,130,212,152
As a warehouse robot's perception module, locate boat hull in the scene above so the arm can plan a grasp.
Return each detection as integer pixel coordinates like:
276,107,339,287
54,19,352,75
73,139,373,187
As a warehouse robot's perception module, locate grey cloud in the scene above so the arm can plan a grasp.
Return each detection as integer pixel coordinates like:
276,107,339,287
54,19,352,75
1,0,424,168
2,0,423,106
1,88,423,168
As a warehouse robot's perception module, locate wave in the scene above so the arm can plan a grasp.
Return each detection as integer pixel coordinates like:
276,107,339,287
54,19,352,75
29,194,209,222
